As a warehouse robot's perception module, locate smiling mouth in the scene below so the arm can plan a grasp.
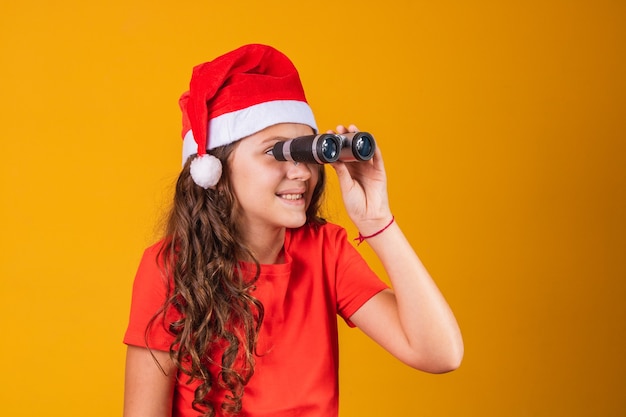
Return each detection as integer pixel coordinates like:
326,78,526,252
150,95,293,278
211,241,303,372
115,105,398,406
278,193,304,200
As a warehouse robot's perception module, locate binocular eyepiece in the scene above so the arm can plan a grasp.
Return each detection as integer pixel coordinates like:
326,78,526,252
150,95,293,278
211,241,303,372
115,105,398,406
272,131,376,164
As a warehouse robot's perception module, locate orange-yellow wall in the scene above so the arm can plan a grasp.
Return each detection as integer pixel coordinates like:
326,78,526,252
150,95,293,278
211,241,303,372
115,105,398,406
1,1,624,416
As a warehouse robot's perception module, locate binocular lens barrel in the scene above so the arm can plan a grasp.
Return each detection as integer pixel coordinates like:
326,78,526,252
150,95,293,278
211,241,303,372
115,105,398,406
272,134,341,164
272,132,376,164
338,132,376,162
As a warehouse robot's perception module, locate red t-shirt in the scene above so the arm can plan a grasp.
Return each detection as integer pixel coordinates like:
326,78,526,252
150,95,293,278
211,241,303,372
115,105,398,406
124,222,388,417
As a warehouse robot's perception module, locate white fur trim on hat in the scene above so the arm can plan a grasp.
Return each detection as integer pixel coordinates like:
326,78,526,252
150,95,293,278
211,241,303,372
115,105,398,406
182,99,317,164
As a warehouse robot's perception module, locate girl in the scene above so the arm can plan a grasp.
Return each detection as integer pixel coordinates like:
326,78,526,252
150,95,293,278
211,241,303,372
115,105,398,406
123,44,463,417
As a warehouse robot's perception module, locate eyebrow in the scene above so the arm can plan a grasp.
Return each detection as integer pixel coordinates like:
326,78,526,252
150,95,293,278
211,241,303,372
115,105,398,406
261,136,290,145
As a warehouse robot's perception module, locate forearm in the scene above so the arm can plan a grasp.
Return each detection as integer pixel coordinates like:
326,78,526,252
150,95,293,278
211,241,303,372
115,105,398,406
364,220,464,371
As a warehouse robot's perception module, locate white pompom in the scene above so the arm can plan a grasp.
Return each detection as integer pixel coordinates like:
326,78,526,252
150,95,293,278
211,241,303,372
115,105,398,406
190,154,222,189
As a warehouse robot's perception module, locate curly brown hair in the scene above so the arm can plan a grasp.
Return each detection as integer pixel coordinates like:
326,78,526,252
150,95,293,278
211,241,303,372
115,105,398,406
148,141,326,416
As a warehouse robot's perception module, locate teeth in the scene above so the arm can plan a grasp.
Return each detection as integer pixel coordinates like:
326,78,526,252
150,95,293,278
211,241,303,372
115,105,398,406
280,193,303,200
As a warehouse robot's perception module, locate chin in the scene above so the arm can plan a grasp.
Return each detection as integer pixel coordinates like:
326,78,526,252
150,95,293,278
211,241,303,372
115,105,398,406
283,214,308,229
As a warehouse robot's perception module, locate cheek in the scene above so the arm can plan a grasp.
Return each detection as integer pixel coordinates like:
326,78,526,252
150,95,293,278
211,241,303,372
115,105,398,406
232,164,282,197
229,170,255,205
308,167,322,193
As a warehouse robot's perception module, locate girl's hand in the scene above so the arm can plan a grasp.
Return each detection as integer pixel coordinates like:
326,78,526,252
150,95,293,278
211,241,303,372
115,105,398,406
329,124,393,236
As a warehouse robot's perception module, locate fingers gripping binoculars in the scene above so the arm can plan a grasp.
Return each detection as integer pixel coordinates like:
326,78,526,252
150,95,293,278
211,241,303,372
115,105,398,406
272,132,376,164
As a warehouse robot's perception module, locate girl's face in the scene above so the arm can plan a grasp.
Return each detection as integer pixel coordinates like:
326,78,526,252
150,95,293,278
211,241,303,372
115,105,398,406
228,123,320,234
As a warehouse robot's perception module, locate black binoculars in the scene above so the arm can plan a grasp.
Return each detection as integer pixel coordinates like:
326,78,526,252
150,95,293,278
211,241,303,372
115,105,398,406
272,132,376,164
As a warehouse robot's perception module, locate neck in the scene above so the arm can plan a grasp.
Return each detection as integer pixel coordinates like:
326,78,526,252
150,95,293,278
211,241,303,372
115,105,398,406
243,226,286,264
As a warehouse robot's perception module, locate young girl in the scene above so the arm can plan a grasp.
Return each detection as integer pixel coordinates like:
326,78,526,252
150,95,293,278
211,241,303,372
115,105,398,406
123,44,463,417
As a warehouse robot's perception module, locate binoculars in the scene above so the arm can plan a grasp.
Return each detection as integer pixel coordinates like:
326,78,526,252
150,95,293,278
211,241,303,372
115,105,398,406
272,132,376,164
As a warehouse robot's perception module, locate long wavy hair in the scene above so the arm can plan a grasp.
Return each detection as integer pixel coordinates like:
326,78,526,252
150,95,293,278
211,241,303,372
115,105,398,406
148,140,326,416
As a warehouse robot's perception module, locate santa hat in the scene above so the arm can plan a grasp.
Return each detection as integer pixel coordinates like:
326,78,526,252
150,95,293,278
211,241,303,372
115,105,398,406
179,44,318,188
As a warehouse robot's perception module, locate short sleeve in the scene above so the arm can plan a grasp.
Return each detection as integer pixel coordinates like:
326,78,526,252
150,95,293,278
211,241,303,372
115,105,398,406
332,228,389,326
123,242,179,351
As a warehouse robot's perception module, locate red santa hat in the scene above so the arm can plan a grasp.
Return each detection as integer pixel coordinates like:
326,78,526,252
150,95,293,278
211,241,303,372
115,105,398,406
179,44,318,188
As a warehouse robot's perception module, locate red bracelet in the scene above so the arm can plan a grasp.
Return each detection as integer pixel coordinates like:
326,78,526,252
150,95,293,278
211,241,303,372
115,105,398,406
354,216,395,245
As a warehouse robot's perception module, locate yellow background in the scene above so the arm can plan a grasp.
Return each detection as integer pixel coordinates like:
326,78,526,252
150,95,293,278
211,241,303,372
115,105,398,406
1,1,624,416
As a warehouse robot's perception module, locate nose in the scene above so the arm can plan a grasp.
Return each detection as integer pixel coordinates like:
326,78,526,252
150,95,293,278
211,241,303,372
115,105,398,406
286,160,312,181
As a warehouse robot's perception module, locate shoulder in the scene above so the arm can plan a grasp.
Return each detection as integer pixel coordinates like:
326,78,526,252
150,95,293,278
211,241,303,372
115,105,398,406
138,238,171,268
132,238,172,289
287,222,362,265
142,238,168,258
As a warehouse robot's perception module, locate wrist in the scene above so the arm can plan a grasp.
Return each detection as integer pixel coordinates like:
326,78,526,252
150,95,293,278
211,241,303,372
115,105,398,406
354,215,395,245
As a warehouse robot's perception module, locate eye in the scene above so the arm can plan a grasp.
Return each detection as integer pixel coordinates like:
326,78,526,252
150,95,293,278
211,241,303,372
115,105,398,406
265,148,274,156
